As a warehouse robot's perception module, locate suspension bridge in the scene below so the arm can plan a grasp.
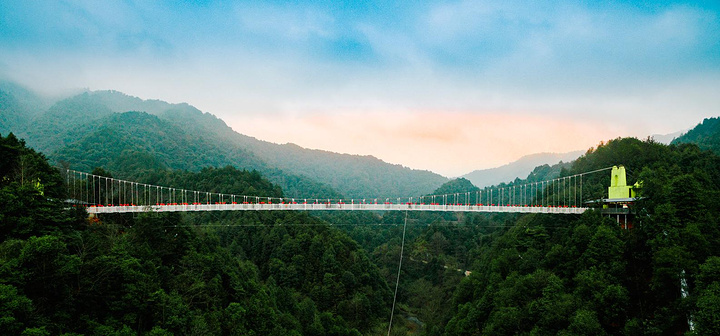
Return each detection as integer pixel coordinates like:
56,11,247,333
62,166,620,215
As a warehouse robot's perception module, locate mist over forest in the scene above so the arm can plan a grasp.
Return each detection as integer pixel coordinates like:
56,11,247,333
2,79,720,335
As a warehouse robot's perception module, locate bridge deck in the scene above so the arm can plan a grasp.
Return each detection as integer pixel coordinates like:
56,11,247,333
85,203,588,214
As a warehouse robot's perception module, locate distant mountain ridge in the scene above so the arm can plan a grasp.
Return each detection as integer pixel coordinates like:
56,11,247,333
83,90,448,198
671,117,720,154
0,85,448,199
461,151,584,188
651,130,687,145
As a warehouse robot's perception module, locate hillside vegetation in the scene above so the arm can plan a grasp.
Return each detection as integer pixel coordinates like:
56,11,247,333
3,80,720,335
2,133,720,335
0,85,447,199
672,117,720,155
0,132,391,335
325,136,720,335
441,137,720,335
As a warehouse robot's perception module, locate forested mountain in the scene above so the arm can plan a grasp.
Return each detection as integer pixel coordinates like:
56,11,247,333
0,133,390,335
672,117,720,154
135,94,448,199
0,81,50,136
53,111,342,199
442,138,720,335
232,141,448,200
430,178,479,197
0,88,341,199
0,85,447,199
52,112,264,176
22,93,115,153
4,80,720,335
321,137,720,335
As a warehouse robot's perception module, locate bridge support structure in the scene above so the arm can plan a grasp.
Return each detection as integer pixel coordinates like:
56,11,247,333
84,202,589,214
61,166,619,215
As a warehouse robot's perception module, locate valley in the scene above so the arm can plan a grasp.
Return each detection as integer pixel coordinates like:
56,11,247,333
2,83,720,335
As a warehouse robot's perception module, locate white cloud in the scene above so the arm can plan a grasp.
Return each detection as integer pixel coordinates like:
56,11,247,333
1,1,719,174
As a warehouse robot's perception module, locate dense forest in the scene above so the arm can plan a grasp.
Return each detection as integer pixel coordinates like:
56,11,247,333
321,135,720,335
672,117,720,155
0,133,392,335
3,85,720,335
444,137,720,335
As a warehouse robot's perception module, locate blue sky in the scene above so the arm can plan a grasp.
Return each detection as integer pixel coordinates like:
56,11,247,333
1,0,719,176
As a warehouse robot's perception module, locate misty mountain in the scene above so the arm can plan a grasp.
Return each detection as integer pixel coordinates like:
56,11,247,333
51,111,344,199
52,111,265,173
651,129,687,145
77,90,448,199
0,81,51,135
461,151,583,188
0,87,343,198
0,85,447,199
21,92,117,153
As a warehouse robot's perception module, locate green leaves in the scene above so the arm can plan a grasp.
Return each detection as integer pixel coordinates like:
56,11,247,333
0,133,383,335
695,280,720,334
0,284,33,334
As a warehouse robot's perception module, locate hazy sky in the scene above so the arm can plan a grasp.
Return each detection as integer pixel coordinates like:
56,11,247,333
1,1,719,176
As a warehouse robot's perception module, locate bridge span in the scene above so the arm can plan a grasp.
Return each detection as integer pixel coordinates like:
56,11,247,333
85,202,587,214
64,166,617,215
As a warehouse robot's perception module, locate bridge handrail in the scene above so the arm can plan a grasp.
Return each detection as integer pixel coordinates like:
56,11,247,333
63,166,612,214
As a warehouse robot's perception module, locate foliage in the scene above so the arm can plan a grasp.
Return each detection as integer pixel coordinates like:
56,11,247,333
0,133,79,241
429,178,479,197
672,117,720,155
5,82,720,335
0,82,48,136
443,137,720,335
0,135,389,335
3,86,447,199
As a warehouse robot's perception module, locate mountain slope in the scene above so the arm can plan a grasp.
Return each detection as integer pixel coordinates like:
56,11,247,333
52,112,261,173
51,111,341,199
446,137,720,335
22,92,115,153
48,90,448,198
0,133,391,335
146,101,449,199
245,142,448,199
0,90,27,135
0,81,50,135
461,151,583,188
0,86,447,199
672,117,720,154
